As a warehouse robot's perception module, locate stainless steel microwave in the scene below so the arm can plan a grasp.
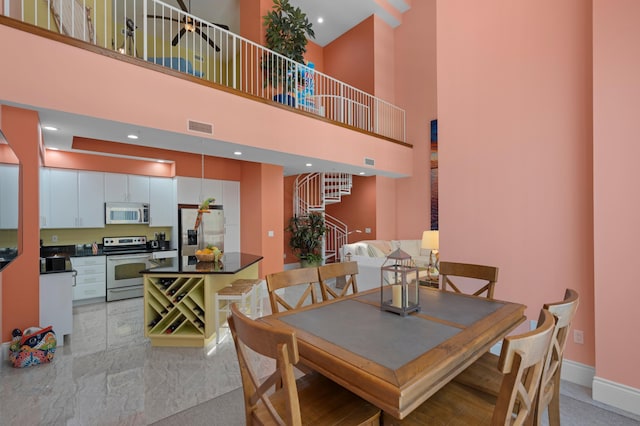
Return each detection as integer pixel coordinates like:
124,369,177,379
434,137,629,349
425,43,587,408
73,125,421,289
105,202,149,224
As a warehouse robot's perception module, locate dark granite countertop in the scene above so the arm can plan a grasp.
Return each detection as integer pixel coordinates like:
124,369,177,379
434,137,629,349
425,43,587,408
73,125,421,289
142,252,263,275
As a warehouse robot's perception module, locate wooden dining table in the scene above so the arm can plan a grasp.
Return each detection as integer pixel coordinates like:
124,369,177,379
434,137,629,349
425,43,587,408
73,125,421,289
259,286,526,419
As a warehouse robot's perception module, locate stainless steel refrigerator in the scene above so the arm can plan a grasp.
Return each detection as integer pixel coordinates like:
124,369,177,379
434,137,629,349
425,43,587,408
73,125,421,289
178,205,225,259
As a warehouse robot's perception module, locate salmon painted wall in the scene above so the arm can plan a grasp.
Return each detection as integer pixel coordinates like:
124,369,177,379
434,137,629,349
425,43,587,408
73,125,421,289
259,164,284,275
593,0,640,389
373,16,395,103
304,41,324,73
438,0,594,369
393,0,437,238
239,0,272,44
0,25,413,179
240,162,284,277
326,175,377,241
324,16,375,94
0,106,41,342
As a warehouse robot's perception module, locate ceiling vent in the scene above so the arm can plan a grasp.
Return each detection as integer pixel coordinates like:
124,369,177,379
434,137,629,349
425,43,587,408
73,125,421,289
187,120,214,135
364,157,375,167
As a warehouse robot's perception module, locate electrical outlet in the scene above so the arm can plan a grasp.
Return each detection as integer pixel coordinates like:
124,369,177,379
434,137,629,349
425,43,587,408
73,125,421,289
51,235,58,242
573,330,584,344
365,227,372,233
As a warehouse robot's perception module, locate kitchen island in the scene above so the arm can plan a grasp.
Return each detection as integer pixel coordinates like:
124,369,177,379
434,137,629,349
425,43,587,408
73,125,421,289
142,252,262,347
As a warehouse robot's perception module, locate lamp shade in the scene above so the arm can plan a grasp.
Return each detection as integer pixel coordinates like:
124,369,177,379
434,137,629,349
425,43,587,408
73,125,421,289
421,230,439,250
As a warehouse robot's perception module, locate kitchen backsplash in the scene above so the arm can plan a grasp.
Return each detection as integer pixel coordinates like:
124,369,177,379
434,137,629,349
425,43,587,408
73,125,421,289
40,225,172,246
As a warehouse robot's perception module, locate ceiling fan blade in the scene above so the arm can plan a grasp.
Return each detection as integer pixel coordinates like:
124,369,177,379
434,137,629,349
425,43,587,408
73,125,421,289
195,27,220,52
176,0,188,12
171,27,187,46
147,15,181,23
212,23,230,31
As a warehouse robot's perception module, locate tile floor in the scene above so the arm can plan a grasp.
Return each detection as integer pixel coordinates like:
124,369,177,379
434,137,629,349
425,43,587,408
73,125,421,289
0,297,258,426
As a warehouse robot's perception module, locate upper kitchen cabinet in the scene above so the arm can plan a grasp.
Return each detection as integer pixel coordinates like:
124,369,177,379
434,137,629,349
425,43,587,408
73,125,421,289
176,177,223,206
105,173,150,203
0,164,19,229
41,168,105,229
149,177,174,227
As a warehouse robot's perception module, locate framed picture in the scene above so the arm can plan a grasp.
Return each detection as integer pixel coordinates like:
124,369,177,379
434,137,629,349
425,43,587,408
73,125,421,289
430,120,438,230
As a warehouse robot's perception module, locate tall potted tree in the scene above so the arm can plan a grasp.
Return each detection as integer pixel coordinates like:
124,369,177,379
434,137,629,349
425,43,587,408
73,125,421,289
287,212,326,267
263,0,315,106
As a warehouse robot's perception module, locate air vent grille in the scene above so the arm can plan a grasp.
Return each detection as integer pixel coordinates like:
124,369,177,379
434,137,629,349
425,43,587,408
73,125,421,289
364,157,375,166
188,120,214,135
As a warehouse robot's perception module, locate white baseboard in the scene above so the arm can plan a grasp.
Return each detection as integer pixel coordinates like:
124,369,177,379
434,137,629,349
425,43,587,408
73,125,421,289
561,359,595,388
593,376,640,417
1,341,9,363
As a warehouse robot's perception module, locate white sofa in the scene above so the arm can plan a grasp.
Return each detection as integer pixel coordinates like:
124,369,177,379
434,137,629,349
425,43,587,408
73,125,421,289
340,239,436,291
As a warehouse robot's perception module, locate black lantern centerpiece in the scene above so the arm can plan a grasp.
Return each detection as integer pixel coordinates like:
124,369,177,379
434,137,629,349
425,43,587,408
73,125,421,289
380,248,420,316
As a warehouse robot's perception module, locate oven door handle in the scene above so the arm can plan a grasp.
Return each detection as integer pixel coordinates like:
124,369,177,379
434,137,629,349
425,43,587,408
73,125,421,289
107,254,151,261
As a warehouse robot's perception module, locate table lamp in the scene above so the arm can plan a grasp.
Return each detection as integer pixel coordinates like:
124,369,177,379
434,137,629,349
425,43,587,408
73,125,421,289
421,230,439,279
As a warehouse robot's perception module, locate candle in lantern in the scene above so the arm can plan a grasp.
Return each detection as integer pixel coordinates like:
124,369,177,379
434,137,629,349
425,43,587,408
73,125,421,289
392,285,402,308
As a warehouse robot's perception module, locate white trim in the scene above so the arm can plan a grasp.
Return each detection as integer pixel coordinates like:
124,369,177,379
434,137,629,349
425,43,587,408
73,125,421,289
561,359,595,388
1,341,9,363
593,376,640,416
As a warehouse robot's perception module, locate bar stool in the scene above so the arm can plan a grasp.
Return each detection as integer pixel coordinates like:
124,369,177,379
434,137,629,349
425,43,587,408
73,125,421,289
231,278,264,317
214,285,254,344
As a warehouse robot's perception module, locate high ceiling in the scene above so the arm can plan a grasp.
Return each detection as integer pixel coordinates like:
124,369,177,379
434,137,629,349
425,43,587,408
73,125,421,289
27,0,411,176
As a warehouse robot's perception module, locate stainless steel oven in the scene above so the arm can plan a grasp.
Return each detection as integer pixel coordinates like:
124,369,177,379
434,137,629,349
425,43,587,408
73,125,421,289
104,236,151,302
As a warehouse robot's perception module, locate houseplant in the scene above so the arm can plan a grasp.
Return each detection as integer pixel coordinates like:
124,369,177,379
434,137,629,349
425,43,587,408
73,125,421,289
262,0,315,104
287,212,326,267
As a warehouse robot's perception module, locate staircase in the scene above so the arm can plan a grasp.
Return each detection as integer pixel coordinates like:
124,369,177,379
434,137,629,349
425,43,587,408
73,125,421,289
293,173,353,263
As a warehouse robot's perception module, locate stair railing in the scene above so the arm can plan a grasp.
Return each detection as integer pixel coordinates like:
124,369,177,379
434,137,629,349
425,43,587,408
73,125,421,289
4,0,406,142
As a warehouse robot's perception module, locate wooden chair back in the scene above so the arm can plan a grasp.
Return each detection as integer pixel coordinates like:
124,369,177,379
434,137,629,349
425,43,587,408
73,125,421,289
228,303,301,425
493,309,555,425
439,261,499,299
266,267,323,313
534,288,580,426
317,261,359,300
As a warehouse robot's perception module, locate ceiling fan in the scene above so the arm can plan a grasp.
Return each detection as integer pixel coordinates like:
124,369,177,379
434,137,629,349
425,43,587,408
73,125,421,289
147,0,229,52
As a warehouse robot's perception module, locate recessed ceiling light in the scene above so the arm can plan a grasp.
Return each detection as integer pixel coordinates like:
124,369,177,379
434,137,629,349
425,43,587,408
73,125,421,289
317,17,324,24
48,147,60,151
359,172,366,175
305,163,312,167
233,151,242,156
127,134,139,140
43,126,58,131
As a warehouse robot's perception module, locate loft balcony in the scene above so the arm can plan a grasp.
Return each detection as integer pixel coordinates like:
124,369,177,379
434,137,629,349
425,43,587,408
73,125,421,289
3,0,406,145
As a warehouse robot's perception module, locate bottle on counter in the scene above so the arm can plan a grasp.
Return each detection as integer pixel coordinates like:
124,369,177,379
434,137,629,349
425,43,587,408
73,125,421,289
92,241,98,255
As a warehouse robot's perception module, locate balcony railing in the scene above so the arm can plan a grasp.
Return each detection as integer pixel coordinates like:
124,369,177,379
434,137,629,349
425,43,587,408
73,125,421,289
4,0,406,142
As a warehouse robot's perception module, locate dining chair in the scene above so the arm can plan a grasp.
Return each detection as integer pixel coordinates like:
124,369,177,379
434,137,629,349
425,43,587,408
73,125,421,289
439,261,499,299
266,267,324,313
228,303,381,426
317,261,359,300
382,309,555,425
454,288,580,426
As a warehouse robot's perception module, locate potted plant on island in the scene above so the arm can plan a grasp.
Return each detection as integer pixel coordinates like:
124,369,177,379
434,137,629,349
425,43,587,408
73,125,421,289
287,212,326,267
262,0,315,106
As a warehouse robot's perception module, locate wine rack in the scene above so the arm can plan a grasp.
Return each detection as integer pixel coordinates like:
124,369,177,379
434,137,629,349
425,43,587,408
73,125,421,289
142,260,261,347
144,275,207,347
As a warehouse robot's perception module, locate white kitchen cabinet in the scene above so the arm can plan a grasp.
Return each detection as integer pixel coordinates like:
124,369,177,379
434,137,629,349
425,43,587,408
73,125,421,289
105,173,150,203
39,168,51,228
71,256,106,301
40,271,74,345
0,164,19,229
41,168,105,229
222,180,240,251
49,169,78,228
78,171,105,227
149,177,174,227
176,176,223,206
